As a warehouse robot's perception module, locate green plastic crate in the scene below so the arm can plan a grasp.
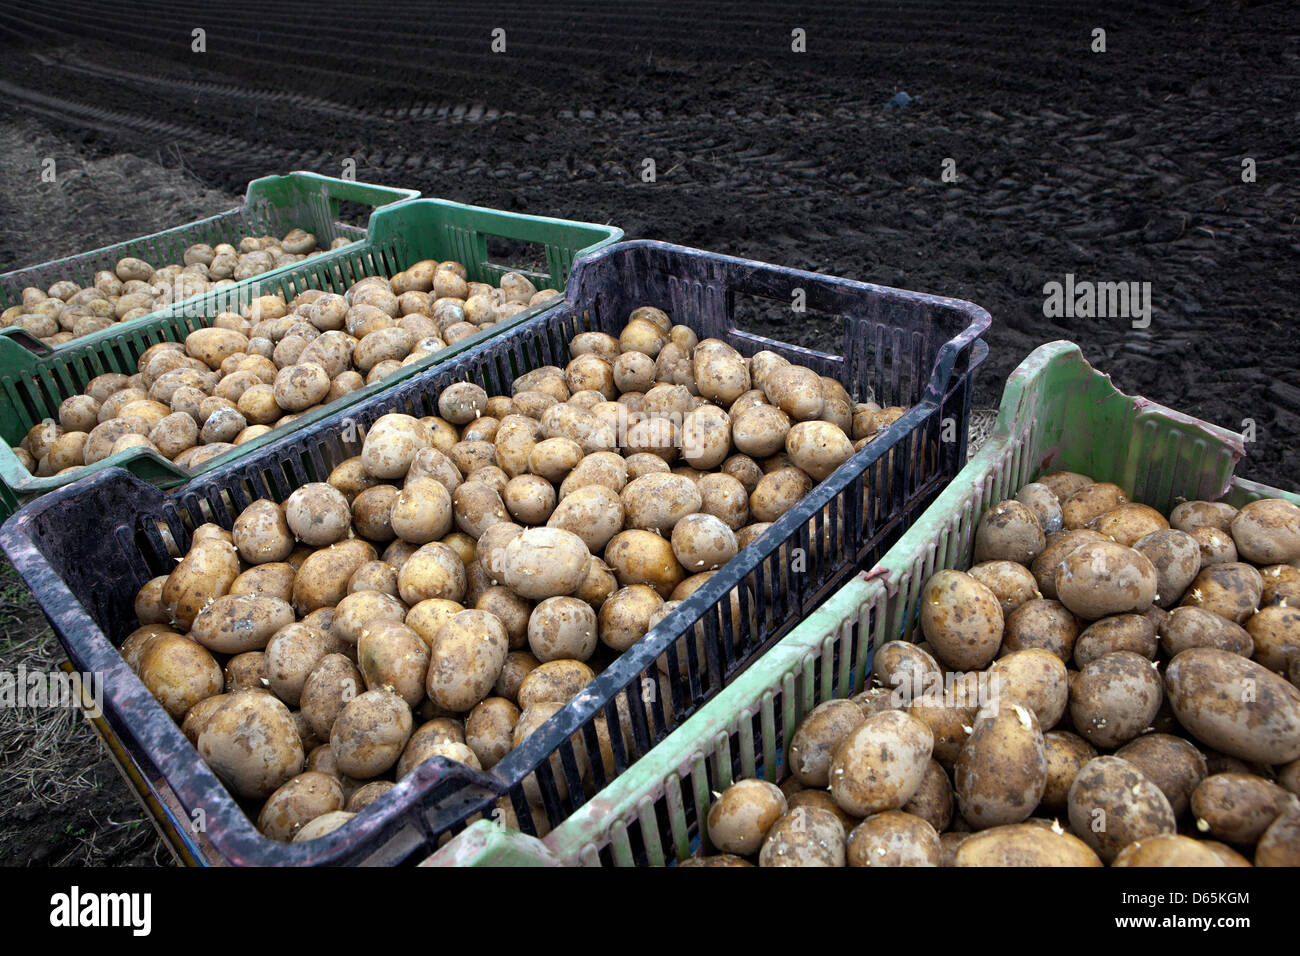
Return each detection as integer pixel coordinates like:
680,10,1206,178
0,171,419,344
419,339,1299,867
0,198,622,518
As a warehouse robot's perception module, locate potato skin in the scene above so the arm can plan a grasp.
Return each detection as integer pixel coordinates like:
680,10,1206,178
257,771,345,842
954,823,1103,867
1040,731,1096,814
706,779,787,856
1165,647,1300,764
1189,772,1299,844
1067,756,1176,863
1114,733,1207,817
847,816,941,868
829,710,934,817
919,570,1003,670
788,699,866,788
329,689,413,778
198,691,305,799
954,700,1048,829
760,807,847,867
425,610,509,712
974,499,1046,565
1055,542,1158,620
1068,650,1163,749
189,594,295,654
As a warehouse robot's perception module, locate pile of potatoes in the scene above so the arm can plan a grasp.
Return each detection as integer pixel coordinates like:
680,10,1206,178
121,306,902,844
12,261,560,478
685,477,1300,866
1,232,348,346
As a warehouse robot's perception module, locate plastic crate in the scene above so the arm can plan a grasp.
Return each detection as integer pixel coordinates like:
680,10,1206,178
0,171,418,340
0,197,622,519
0,239,990,865
420,339,1299,866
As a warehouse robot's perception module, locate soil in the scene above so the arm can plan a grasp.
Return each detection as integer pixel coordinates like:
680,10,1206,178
0,0,1295,865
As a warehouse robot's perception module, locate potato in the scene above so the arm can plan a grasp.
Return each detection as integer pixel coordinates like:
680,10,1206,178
426,610,509,711
901,759,954,833
133,575,170,625
1245,605,1300,672
954,700,1047,828
974,500,1046,565
968,561,1041,617
759,806,846,867
669,513,738,574
621,473,702,534
190,594,296,654
1073,613,1156,666
463,698,520,770
451,481,510,538
361,413,431,479
283,482,351,547
1061,482,1127,529
597,585,665,652
1111,834,1226,867
357,622,430,706
198,690,305,798
749,466,811,522
137,633,223,719
1194,526,1241,565
604,530,685,598
906,678,977,771
788,699,867,788
1166,647,1300,764
1014,482,1063,534
763,364,824,421
706,779,787,855
919,570,1003,670
845,811,938,867
1231,498,1300,564
527,597,598,663
1158,606,1252,657
186,327,249,370
987,648,1069,730
1031,529,1108,600
547,484,624,552
1256,808,1300,866
830,710,933,817
292,811,355,842
873,641,942,703
292,539,377,614
388,477,453,545
1039,731,1096,814
516,659,595,708
502,528,591,600
784,420,853,482
1069,650,1163,748
953,823,1102,867
299,654,364,740
1190,773,1299,843
1055,541,1157,620
493,650,540,703
163,537,241,629
1067,756,1176,863
1179,562,1263,623
329,689,413,778
1170,500,1239,533
258,771,346,842
502,474,556,525
1089,502,1169,548
397,543,466,605
1131,529,1200,607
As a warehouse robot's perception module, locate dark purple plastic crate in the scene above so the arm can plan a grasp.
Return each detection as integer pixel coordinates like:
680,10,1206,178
1,239,989,865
